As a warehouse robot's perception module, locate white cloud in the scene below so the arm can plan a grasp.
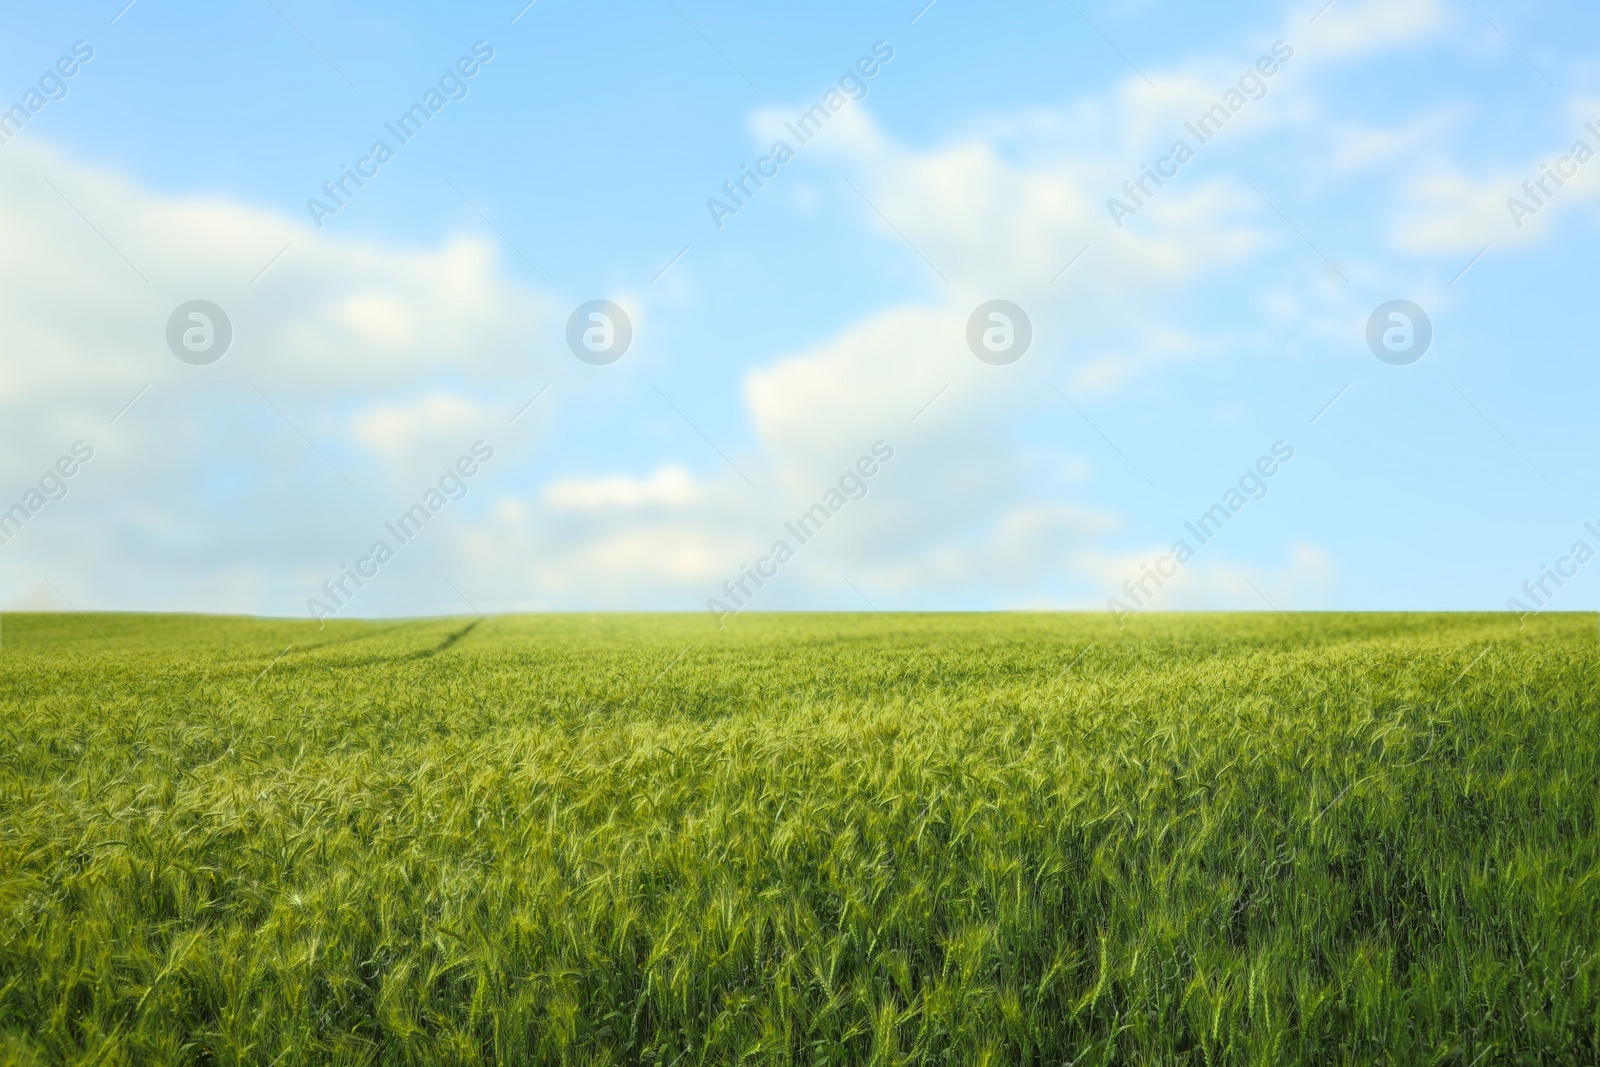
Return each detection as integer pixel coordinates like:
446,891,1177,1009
1301,0,1448,60
1068,326,1206,397
857,502,1124,595
1394,128,1600,253
352,392,493,471
745,304,961,478
1072,541,1335,612
1329,107,1468,173
543,464,707,511
13,0,1447,615
0,140,559,612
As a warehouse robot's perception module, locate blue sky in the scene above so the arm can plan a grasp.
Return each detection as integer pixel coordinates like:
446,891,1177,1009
1,0,1597,619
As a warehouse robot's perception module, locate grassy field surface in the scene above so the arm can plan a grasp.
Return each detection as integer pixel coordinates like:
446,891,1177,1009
1,612,1597,1065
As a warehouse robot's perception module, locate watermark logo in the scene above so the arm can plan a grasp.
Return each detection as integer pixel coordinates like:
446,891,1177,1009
966,300,1032,365
1366,299,1431,365
0,441,94,549
1108,441,1295,624
307,441,495,624
166,300,232,365
0,40,94,147
1507,121,1600,229
706,41,895,230
566,300,632,365
1107,41,1293,228
1506,521,1600,624
707,440,894,626
307,41,495,228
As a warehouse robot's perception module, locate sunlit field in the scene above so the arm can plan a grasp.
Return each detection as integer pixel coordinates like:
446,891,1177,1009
1,612,1597,1065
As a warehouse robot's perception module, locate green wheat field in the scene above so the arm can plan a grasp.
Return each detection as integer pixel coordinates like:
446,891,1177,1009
1,611,1598,1065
